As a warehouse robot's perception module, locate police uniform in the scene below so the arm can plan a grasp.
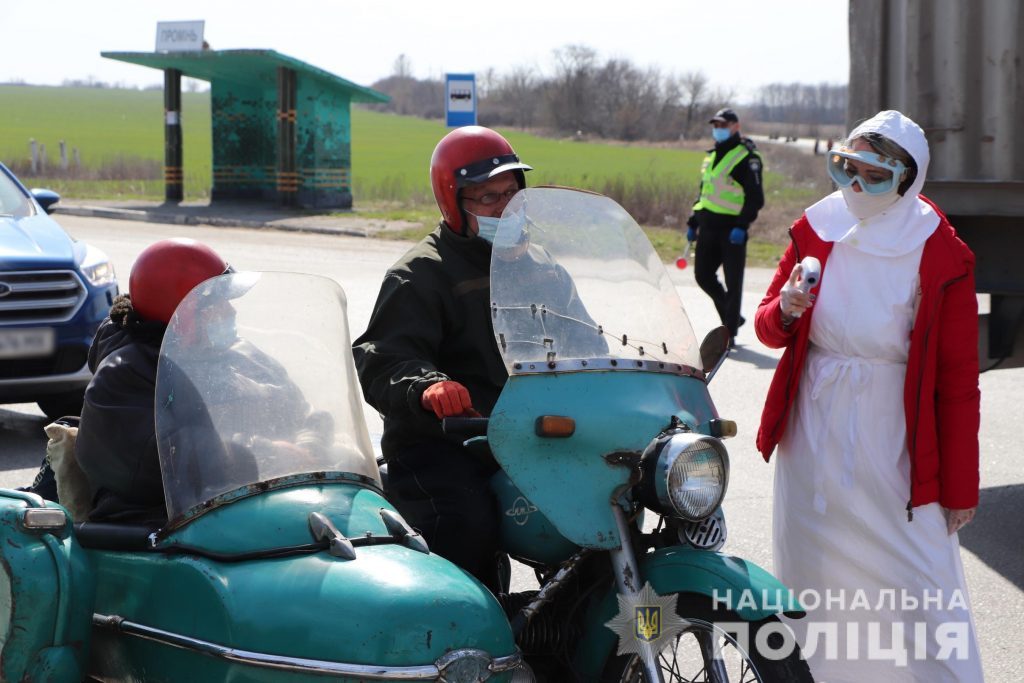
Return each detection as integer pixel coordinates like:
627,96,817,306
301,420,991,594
687,133,764,339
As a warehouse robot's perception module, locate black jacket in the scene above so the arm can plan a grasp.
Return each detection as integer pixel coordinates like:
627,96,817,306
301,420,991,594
75,295,167,521
353,223,507,459
687,134,765,232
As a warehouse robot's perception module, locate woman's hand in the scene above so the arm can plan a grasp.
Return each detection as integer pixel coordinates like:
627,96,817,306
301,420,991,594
780,263,815,323
944,506,977,535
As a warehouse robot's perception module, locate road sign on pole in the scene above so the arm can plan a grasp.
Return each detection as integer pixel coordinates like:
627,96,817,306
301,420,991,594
156,21,205,52
446,73,477,127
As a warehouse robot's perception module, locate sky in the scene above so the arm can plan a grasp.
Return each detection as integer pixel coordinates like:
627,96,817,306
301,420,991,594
2,1,849,101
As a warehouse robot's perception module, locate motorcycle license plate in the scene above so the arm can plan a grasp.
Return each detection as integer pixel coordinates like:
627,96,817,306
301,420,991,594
0,328,56,359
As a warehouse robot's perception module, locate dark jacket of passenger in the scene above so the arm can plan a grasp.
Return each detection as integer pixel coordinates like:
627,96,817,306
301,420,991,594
75,295,167,522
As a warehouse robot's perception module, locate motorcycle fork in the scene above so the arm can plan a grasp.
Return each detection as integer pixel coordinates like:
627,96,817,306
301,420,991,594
609,503,665,683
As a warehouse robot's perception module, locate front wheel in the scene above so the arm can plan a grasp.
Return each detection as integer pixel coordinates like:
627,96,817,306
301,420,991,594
600,593,812,683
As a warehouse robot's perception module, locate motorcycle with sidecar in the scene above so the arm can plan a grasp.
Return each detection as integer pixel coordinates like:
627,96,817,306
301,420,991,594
0,187,811,682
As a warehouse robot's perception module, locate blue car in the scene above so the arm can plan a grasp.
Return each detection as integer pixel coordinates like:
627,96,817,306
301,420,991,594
0,162,118,419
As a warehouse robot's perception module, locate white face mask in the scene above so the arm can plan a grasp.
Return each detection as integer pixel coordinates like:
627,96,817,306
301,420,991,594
206,321,237,351
840,185,901,221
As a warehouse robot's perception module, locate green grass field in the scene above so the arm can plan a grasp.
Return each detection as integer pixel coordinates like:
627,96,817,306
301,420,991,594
0,84,819,263
0,85,703,208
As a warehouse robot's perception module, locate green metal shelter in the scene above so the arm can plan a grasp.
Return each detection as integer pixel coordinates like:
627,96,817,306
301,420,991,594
102,49,389,209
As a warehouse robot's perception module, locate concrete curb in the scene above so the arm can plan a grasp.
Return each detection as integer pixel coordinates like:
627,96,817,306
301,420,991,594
53,205,379,239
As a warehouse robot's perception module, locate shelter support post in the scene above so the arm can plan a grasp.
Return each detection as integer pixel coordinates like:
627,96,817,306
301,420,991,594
277,67,298,206
163,69,183,202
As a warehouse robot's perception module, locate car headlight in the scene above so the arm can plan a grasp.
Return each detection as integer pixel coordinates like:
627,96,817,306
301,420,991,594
80,244,116,286
638,431,729,521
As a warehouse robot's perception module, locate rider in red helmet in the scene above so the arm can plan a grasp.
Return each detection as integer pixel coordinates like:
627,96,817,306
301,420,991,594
354,126,531,593
76,239,232,522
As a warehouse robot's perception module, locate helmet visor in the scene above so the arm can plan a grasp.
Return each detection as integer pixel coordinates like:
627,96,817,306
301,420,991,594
826,147,906,195
456,153,532,187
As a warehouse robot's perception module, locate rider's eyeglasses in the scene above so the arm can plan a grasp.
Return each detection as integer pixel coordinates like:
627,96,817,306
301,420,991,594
826,146,907,195
461,188,518,206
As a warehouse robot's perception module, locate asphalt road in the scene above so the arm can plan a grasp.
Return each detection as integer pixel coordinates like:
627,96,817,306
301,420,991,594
2,215,1020,679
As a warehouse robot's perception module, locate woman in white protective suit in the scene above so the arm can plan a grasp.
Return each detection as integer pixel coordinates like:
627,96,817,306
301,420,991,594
753,110,984,681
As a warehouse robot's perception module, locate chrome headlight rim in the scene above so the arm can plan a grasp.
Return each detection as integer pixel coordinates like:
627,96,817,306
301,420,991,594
641,431,730,522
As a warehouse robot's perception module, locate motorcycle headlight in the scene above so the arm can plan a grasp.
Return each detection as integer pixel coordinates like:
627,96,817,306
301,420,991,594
638,431,729,521
80,244,116,286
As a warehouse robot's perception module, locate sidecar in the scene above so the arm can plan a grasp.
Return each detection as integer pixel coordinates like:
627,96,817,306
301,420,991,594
0,273,522,682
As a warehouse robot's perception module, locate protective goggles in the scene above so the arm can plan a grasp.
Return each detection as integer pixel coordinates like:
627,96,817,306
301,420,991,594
826,146,907,195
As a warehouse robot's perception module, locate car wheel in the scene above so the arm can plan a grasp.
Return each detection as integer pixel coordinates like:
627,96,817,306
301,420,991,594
37,389,85,421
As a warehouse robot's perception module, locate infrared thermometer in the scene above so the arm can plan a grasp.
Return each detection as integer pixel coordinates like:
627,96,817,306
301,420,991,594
789,256,821,319
797,256,821,294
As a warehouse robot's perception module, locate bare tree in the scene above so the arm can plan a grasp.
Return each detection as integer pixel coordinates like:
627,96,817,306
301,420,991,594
547,44,598,134
500,65,539,128
679,70,709,139
392,54,413,79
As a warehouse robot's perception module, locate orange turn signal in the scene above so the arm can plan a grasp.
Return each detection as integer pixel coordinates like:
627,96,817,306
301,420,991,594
535,415,576,438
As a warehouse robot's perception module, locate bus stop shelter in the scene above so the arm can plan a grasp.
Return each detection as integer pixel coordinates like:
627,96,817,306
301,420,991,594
102,49,389,209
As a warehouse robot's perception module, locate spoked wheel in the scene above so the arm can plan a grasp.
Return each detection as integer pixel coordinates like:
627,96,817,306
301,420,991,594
600,595,813,683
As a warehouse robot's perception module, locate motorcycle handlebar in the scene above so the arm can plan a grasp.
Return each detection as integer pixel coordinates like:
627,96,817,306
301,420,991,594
442,417,490,437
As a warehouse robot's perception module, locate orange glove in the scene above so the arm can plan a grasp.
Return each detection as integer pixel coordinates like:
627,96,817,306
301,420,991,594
420,381,481,419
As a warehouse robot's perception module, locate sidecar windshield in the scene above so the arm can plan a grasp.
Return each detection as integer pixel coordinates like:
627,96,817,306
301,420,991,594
490,188,701,370
155,272,380,522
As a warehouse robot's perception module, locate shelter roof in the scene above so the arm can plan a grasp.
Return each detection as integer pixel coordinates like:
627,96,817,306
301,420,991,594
102,49,389,103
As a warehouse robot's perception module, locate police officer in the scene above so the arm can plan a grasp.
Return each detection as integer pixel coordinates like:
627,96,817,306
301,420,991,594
686,108,764,345
352,126,531,594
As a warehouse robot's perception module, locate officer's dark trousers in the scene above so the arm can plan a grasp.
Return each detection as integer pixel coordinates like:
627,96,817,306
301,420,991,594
694,223,747,337
385,439,504,594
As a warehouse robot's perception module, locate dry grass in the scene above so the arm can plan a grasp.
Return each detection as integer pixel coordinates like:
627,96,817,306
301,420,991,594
754,142,833,244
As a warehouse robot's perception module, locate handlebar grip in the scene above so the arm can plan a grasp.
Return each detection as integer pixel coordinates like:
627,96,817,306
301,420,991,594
442,417,490,437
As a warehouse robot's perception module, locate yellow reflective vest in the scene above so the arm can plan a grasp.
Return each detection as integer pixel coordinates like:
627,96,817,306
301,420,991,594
693,143,763,216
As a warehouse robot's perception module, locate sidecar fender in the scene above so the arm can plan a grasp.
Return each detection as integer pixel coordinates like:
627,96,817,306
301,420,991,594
573,545,804,680
0,489,95,683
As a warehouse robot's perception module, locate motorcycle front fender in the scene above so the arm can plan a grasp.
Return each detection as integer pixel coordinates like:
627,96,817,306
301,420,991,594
572,545,804,681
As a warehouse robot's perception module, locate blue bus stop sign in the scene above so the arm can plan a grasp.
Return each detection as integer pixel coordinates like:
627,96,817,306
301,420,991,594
446,73,477,127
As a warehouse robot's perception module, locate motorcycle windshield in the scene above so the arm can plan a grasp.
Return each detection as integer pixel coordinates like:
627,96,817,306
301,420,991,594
155,272,379,522
490,188,701,371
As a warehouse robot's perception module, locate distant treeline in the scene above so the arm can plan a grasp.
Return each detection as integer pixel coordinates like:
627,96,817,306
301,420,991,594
1,76,206,92
370,46,847,142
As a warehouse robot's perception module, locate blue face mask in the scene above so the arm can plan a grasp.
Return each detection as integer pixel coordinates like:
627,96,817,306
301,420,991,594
712,127,732,143
471,214,501,243
470,211,527,249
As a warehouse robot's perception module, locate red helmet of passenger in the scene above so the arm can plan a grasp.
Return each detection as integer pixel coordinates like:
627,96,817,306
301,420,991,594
430,126,532,233
129,238,229,324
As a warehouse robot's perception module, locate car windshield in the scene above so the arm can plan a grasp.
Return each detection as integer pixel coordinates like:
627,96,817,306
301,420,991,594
155,272,379,521
0,167,33,218
490,187,701,370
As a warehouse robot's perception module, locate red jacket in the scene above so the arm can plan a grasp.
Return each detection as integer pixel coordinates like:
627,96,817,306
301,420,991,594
755,196,980,512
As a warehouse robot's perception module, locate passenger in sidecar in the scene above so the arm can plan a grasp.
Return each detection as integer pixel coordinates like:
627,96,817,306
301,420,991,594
0,270,524,683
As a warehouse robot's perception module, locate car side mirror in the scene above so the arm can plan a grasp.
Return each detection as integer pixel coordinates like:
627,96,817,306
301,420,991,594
700,326,731,384
31,188,61,214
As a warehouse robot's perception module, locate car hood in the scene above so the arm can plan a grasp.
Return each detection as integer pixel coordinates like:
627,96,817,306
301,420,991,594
0,213,76,266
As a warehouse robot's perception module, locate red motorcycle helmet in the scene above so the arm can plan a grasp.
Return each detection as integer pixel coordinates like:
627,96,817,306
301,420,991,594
430,126,532,233
129,238,230,324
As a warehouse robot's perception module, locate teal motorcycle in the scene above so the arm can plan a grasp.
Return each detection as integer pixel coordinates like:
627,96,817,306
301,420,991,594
0,187,811,682
442,187,813,682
